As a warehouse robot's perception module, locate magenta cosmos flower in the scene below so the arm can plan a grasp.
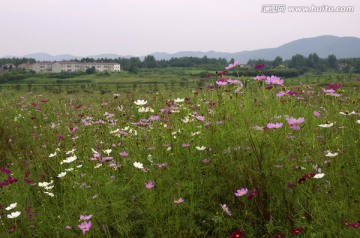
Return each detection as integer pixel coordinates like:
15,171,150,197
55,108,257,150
255,63,265,70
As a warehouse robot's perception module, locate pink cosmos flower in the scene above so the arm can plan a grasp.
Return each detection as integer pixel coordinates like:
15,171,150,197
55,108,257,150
225,60,240,70
80,214,93,220
267,123,283,129
220,204,232,216
174,198,184,204
254,75,266,81
145,181,154,189
235,188,248,197
276,91,286,97
266,76,283,85
314,111,321,117
78,221,92,235
119,152,128,157
216,78,229,86
323,89,335,93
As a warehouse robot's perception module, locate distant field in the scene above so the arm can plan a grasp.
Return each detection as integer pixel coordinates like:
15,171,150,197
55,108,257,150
0,68,359,93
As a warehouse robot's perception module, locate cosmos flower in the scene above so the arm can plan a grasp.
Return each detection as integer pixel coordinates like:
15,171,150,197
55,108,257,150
325,151,338,157
195,146,206,151
61,155,77,164
313,173,325,179
78,221,92,235
318,122,334,128
266,76,283,85
230,229,245,238
133,162,144,169
57,172,67,178
254,75,266,81
7,211,21,219
134,100,147,106
80,214,93,220
267,123,283,129
234,188,248,197
225,60,240,70
220,204,231,216
145,181,155,189
5,203,17,211
174,198,184,204
255,63,265,70
314,111,321,117
174,98,185,103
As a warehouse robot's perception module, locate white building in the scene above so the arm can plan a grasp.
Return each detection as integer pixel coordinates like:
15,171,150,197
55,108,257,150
22,61,121,73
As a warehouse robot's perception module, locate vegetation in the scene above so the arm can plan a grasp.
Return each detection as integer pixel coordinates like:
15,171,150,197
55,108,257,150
0,61,359,237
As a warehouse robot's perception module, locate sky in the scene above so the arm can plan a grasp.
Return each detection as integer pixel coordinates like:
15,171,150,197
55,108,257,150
1,0,360,57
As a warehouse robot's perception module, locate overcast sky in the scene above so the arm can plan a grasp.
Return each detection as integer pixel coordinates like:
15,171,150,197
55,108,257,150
1,0,359,57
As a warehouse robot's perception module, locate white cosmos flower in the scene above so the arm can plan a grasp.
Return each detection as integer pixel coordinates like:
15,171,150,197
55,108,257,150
66,149,76,155
94,163,102,168
110,129,120,134
7,211,21,219
134,100,147,106
325,151,338,157
103,149,112,155
38,180,54,187
44,185,54,190
356,120,360,124
61,155,77,164
339,111,357,115
182,116,190,123
5,203,17,211
313,173,325,179
57,172,67,178
174,98,185,103
91,148,99,154
44,192,54,197
318,123,334,128
133,162,144,169
65,168,74,172
49,152,57,158
191,131,201,136
138,107,154,113
195,146,206,151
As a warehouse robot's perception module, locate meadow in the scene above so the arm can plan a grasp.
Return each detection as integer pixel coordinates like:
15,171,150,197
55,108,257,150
0,64,359,237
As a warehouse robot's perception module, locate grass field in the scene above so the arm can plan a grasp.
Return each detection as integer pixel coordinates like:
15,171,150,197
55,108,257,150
0,67,359,237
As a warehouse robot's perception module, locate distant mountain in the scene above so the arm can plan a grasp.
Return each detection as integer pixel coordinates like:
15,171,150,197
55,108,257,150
21,53,80,61
152,35,360,62
2,35,360,62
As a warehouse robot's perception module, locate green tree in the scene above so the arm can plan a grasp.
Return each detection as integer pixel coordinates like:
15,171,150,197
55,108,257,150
326,54,337,70
142,55,157,68
273,56,283,68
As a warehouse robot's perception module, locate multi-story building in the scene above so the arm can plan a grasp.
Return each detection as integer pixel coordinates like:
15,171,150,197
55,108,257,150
19,61,121,73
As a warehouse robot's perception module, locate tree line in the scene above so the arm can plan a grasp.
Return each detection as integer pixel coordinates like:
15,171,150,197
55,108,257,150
1,54,360,75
